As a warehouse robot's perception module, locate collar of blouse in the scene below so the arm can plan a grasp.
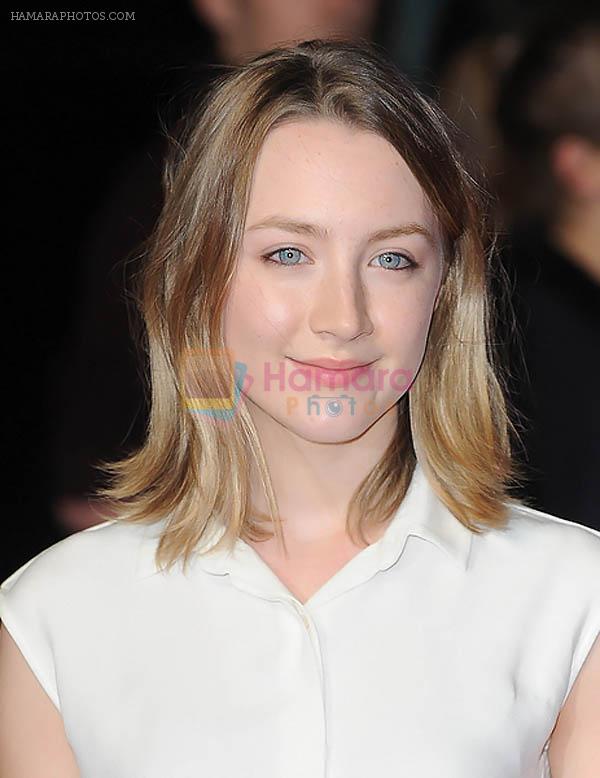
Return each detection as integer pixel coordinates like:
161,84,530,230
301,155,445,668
133,460,475,606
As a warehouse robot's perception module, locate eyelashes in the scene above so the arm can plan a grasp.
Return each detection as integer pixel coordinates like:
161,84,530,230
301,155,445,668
260,246,418,272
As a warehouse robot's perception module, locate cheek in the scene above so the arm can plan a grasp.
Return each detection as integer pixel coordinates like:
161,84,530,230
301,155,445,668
224,274,301,351
256,297,298,340
377,287,439,362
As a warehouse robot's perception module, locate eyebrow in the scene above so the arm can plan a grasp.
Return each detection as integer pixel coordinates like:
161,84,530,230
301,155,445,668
245,216,436,246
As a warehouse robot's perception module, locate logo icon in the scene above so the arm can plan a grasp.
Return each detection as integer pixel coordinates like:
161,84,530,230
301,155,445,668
306,393,357,417
182,348,247,420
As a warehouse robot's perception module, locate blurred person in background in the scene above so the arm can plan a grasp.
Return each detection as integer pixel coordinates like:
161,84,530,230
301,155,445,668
431,0,526,216
496,10,600,531
193,0,381,65
49,0,383,535
429,1,564,228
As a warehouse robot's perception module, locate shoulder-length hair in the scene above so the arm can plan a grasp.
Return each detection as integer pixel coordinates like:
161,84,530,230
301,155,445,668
93,38,524,574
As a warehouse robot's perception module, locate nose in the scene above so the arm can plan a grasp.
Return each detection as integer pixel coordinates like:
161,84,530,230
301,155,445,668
308,253,374,342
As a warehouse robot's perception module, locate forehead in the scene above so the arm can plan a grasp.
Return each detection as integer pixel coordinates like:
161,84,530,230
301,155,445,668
245,118,434,230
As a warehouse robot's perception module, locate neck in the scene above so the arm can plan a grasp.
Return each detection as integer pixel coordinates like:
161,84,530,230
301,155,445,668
246,401,400,548
550,200,600,286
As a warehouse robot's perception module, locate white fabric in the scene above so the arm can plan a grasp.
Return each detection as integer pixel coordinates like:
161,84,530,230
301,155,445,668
1,460,599,777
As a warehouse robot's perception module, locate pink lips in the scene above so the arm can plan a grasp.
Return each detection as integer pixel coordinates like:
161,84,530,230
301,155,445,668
289,357,374,370
287,357,376,388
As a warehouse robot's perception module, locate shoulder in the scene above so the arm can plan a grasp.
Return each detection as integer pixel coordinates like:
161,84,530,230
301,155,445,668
1,519,161,606
0,519,158,711
503,501,600,566
472,500,600,594
471,502,600,711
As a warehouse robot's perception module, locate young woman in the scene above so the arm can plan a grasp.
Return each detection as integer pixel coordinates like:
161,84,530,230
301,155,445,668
1,38,599,778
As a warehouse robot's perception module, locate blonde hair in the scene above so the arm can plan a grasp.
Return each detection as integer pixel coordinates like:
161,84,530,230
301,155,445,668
93,38,524,574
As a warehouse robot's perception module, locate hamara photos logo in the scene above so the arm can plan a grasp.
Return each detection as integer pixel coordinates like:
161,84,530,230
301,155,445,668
181,348,414,421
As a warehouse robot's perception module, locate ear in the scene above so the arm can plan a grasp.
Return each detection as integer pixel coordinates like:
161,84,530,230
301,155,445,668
191,0,237,33
551,135,600,199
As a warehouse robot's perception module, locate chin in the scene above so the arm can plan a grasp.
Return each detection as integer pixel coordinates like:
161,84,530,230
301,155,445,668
282,416,376,445
249,393,394,442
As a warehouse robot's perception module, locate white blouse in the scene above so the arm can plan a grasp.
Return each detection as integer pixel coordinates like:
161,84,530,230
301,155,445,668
1,460,599,778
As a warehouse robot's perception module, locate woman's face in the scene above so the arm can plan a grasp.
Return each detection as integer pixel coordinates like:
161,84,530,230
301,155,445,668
223,118,444,442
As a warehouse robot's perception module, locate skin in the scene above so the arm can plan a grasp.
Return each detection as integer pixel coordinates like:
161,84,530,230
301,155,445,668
548,631,600,776
223,118,445,552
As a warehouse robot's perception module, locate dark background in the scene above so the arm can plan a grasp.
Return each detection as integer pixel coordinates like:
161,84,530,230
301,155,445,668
3,1,215,577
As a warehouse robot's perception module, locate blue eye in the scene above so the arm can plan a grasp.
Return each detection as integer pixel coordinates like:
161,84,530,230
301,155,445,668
372,252,414,270
260,247,416,271
261,247,306,267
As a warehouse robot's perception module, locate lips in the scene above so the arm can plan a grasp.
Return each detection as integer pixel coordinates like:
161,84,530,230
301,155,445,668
286,356,377,389
288,357,375,370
